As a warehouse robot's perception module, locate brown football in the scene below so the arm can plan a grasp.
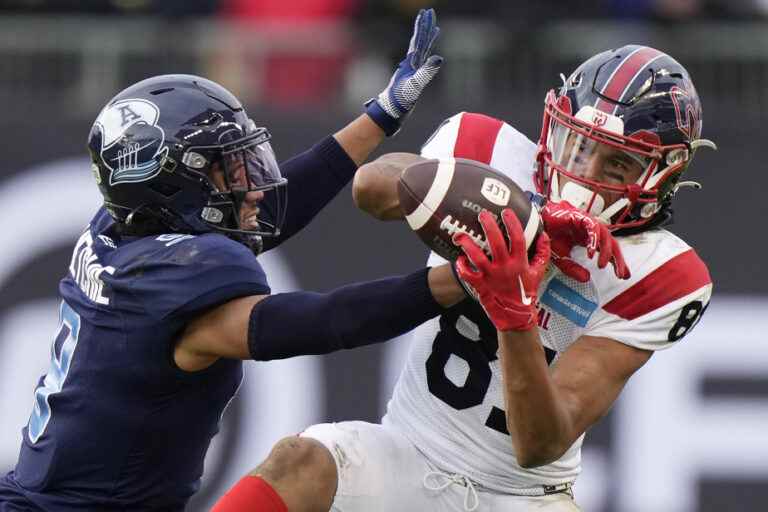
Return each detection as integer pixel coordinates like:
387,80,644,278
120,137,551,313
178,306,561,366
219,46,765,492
398,157,542,261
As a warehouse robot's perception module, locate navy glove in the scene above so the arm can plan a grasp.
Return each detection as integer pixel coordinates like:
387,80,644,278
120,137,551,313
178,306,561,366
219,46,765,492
365,8,443,136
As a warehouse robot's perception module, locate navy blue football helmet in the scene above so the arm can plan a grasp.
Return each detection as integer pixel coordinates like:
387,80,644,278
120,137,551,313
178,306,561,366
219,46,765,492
535,45,716,233
88,74,286,253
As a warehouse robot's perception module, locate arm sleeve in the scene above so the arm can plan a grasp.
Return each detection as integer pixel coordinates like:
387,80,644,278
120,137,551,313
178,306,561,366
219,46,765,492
261,136,357,251
248,268,443,360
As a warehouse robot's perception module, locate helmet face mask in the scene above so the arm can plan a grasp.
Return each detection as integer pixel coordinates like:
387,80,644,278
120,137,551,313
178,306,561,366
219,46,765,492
88,74,287,254
542,93,672,224
186,126,287,239
535,45,715,233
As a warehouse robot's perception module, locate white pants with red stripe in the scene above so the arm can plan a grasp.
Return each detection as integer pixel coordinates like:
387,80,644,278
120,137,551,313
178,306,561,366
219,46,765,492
301,421,581,512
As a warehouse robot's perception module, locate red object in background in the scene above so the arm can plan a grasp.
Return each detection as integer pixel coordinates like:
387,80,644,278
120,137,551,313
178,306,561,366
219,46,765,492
261,53,348,107
221,0,360,106
223,0,359,21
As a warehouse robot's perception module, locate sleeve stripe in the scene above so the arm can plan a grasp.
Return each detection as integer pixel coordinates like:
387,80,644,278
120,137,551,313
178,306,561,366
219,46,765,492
603,249,711,320
453,113,504,165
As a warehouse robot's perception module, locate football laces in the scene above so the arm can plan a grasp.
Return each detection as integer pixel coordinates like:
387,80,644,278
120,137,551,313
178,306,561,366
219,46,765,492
440,215,491,256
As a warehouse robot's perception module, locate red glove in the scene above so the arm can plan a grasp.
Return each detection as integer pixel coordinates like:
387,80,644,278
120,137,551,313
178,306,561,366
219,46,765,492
540,200,630,283
453,209,551,332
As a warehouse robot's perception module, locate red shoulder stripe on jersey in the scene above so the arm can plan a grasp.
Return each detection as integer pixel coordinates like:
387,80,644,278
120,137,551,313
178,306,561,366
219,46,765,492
453,113,504,165
603,249,711,320
595,47,663,114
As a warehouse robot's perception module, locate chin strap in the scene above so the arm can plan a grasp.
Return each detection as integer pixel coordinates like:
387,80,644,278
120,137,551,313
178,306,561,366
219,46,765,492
122,203,178,230
124,204,146,226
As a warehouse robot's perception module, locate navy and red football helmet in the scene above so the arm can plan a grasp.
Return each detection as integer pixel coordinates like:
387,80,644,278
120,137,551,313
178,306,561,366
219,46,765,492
87,74,286,253
535,45,716,233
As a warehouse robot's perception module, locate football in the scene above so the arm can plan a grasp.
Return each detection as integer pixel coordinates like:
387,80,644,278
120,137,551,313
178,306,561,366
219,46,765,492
398,157,542,262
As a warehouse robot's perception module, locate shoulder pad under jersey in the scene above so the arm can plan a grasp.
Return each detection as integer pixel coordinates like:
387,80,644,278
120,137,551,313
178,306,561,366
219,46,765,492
585,229,712,350
420,111,537,191
109,232,270,320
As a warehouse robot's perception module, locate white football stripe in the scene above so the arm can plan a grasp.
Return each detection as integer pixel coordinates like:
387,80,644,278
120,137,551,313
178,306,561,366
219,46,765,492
405,158,455,231
523,205,540,249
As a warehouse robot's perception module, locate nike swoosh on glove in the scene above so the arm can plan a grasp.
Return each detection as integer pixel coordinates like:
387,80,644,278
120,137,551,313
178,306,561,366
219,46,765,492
365,8,443,136
540,200,630,283
453,209,551,332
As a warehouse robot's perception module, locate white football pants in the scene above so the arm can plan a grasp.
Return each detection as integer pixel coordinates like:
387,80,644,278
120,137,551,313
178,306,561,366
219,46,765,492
301,421,581,512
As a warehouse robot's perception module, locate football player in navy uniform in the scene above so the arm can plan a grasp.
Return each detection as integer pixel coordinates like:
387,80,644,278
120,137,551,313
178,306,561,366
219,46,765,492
0,10,467,512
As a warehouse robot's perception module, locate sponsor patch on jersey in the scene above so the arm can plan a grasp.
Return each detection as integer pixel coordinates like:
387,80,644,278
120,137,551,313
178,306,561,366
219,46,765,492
541,278,597,327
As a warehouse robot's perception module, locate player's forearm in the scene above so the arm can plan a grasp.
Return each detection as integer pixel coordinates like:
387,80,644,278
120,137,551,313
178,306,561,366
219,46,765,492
352,160,404,220
333,114,386,166
498,328,574,468
352,152,425,220
248,265,464,361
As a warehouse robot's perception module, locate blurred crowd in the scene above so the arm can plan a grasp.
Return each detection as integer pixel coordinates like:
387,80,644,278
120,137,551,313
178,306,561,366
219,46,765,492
0,0,765,21
0,0,762,111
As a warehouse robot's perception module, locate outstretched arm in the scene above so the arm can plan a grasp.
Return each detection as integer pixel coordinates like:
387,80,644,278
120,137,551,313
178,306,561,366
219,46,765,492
261,9,442,251
174,264,464,372
333,115,386,167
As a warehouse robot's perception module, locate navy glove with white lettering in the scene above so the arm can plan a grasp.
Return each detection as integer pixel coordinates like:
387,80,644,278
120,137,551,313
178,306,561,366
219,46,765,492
453,210,551,332
365,8,443,136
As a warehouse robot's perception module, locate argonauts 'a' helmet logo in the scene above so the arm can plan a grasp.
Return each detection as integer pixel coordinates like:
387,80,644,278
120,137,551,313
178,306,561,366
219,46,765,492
94,99,169,186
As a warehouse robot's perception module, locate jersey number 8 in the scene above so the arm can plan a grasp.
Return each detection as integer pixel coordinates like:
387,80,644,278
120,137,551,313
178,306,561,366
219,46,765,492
668,300,708,342
425,308,556,435
28,301,81,443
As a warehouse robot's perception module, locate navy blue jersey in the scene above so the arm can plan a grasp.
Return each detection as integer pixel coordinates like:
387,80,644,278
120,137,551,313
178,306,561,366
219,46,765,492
0,207,270,511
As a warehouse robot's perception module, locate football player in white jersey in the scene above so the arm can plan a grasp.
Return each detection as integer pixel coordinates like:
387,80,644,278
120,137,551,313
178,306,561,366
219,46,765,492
213,45,715,512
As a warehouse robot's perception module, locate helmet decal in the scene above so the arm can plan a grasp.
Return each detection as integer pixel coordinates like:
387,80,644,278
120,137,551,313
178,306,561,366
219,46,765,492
594,46,664,114
95,99,168,186
670,84,702,140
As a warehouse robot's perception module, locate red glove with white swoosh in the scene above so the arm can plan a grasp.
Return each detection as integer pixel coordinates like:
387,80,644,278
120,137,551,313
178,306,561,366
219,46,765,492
453,209,551,332
541,200,630,282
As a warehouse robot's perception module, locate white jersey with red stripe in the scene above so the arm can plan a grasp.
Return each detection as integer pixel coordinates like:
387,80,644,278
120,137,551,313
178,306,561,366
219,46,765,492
383,112,712,493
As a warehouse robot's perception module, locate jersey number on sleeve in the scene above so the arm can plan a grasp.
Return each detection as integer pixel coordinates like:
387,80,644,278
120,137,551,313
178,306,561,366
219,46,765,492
28,301,81,443
668,300,708,342
426,308,555,435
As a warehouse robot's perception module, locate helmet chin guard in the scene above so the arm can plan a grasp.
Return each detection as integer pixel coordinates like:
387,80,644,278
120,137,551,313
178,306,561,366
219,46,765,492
555,181,606,217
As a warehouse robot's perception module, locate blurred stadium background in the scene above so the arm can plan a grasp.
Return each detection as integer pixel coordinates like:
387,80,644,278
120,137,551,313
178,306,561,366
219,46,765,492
0,1,766,511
